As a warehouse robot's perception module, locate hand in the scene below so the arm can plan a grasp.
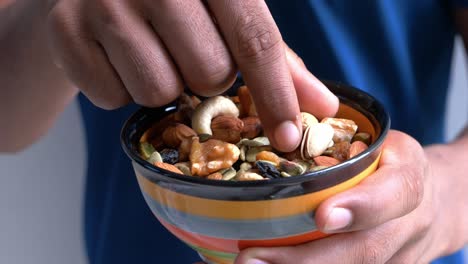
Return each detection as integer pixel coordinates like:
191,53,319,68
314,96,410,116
235,131,467,264
46,0,338,152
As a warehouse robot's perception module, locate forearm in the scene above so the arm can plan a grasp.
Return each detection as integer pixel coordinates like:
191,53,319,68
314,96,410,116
0,1,78,152
425,125,468,256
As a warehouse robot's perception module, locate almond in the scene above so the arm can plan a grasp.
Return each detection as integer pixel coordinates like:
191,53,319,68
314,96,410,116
162,123,196,148
349,141,368,158
241,116,263,139
154,162,184,174
206,172,223,180
313,156,340,167
211,115,244,143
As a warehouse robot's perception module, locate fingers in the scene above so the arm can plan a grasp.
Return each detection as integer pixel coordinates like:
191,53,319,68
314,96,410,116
206,0,302,152
47,0,131,110
147,0,237,96
235,220,408,264
284,46,339,119
88,1,183,107
314,130,427,233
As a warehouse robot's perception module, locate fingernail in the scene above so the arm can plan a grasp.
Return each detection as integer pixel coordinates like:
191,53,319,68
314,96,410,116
274,120,301,152
324,207,353,233
246,259,270,264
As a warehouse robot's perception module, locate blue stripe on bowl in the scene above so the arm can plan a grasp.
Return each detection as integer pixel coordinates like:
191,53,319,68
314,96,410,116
142,192,317,240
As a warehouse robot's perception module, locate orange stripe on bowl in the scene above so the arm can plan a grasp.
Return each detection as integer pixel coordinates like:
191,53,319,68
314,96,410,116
137,154,380,220
159,217,329,253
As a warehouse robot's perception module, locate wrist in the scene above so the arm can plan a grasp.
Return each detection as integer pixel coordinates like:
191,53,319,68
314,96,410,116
424,143,468,256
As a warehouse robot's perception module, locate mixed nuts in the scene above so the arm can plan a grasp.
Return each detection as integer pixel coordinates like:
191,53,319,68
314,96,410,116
138,86,371,181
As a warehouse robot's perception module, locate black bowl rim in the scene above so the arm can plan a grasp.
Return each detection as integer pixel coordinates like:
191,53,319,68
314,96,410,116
121,81,390,188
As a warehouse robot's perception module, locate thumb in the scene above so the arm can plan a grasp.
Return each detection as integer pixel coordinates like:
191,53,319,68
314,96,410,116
284,45,339,119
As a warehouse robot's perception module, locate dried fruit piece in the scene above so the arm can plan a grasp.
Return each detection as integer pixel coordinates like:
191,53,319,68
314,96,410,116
160,149,179,164
313,156,340,167
246,146,273,162
190,137,240,176
349,141,369,158
139,142,156,160
256,161,281,179
352,132,372,145
256,151,281,166
321,117,358,142
211,115,244,143
154,162,184,174
241,116,263,139
238,85,257,117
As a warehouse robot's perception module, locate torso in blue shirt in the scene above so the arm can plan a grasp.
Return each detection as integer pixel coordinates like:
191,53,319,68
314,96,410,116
79,1,465,263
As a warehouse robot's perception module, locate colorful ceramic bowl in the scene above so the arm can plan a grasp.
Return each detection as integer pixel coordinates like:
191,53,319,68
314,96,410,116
121,81,390,264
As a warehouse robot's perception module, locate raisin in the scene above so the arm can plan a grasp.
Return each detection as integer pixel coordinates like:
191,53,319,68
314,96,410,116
160,148,179,164
256,161,281,179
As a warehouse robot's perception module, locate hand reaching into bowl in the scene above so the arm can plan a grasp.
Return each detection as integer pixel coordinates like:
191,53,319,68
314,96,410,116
47,0,338,153
234,130,468,264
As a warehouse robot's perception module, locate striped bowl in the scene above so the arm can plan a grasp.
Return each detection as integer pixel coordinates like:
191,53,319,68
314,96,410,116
121,81,390,264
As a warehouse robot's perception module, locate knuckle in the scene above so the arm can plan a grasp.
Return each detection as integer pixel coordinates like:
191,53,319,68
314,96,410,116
187,55,237,96
132,80,183,107
90,0,127,31
234,12,283,61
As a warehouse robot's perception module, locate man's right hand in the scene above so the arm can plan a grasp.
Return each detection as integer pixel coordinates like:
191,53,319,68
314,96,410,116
47,0,338,152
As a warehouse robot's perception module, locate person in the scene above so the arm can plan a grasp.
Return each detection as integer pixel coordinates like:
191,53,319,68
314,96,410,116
1,0,467,263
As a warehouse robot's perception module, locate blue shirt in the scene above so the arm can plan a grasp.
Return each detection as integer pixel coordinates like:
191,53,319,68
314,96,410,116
79,1,466,263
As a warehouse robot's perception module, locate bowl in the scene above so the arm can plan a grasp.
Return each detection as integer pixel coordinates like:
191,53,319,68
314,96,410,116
121,80,390,264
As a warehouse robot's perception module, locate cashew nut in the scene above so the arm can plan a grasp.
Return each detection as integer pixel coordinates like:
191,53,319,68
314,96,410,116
191,96,239,139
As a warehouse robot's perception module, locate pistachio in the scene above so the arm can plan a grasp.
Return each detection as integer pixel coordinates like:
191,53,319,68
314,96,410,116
301,112,319,130
221,167,237,181
301,123,335,159
309,165,329,172
238,137,270,147
174,162,192,176
352,132,372,145
191,96,240,139
279,160,306,176
139,142,156,160
148,151,163,164
321,117,358,142
236,171,265,181
239,162,252,172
